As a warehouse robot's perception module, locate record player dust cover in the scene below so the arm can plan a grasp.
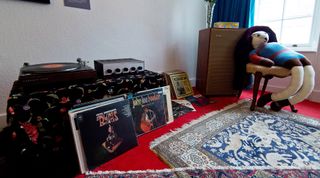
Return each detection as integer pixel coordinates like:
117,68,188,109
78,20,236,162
68,97,138,173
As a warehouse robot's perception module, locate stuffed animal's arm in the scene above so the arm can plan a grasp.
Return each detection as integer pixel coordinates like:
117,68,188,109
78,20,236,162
249,50,275,67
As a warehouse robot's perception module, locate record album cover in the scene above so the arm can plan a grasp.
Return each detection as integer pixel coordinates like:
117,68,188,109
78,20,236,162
171,101,194,119
130,86,172,136
69,97,137,173
172,99,196,111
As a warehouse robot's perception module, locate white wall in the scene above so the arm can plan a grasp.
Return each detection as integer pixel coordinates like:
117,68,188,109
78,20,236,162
1,0,319,130
0,0,207,121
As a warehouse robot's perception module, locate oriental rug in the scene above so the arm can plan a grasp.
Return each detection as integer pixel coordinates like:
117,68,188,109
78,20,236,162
150,100,320,169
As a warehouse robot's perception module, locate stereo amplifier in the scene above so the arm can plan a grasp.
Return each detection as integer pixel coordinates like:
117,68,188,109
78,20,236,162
94,58,145,77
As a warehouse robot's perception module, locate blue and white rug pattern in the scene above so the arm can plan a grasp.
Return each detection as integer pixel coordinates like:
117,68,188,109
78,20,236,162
151,100,320,169
202,113,320,167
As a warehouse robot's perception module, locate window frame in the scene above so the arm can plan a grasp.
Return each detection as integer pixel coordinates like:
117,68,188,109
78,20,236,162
254,0,320,52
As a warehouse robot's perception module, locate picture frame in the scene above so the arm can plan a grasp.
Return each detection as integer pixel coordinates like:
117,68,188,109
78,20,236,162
64,0,91,10
164,70,194,99
23,0,50,4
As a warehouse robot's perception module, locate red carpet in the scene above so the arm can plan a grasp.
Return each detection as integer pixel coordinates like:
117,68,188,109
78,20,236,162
76,90,320,177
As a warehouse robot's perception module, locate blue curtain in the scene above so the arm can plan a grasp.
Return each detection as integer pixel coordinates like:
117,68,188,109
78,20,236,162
212,0,255,28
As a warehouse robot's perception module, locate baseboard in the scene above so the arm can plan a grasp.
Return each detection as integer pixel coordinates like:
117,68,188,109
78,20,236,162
264,84,286,93
308,89,320,103
0,113,7,131
265,84,320,103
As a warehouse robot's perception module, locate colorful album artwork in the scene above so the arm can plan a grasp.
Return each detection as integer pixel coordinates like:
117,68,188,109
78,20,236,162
130,87,173,136
69,97,137,173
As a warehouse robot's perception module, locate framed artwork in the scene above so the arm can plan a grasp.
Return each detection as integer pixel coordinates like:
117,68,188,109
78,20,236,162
64,0,91,10
23,0,50,4
164,70,194,99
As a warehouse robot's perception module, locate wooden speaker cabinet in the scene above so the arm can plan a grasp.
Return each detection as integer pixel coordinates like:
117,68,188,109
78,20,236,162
196,28,246,96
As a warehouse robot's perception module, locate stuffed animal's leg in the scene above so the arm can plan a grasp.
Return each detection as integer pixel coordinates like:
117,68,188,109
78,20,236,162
271,65,314,111
271,66,304,101
257,66,304,107
289,65,315,104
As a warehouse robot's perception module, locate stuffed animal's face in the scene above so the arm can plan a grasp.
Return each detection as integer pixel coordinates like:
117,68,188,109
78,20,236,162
251,31,269,49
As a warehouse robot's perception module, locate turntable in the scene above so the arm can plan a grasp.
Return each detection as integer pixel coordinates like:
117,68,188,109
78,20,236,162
18,59,97,87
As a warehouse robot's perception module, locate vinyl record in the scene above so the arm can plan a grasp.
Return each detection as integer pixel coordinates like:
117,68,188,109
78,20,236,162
21,63,81,74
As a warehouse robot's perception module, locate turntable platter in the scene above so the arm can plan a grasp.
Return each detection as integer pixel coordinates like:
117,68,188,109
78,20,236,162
20,62,81,74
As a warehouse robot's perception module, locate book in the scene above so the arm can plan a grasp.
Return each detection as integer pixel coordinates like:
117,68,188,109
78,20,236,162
213,22,239,28
130,86,173,136
68,96,138,173
163,70,193,99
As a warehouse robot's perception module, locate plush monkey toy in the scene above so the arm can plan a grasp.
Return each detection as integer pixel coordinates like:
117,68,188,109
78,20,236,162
249,31,315,111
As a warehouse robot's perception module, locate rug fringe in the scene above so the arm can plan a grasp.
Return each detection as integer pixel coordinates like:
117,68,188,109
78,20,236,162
150,99,250,148
85,165,320,175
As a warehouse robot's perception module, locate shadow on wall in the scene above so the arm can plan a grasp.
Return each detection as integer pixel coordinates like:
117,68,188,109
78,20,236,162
0,114,7,131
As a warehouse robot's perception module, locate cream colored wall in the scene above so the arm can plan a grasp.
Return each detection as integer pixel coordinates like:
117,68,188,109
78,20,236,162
0,0,319,130
0,0,207,126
